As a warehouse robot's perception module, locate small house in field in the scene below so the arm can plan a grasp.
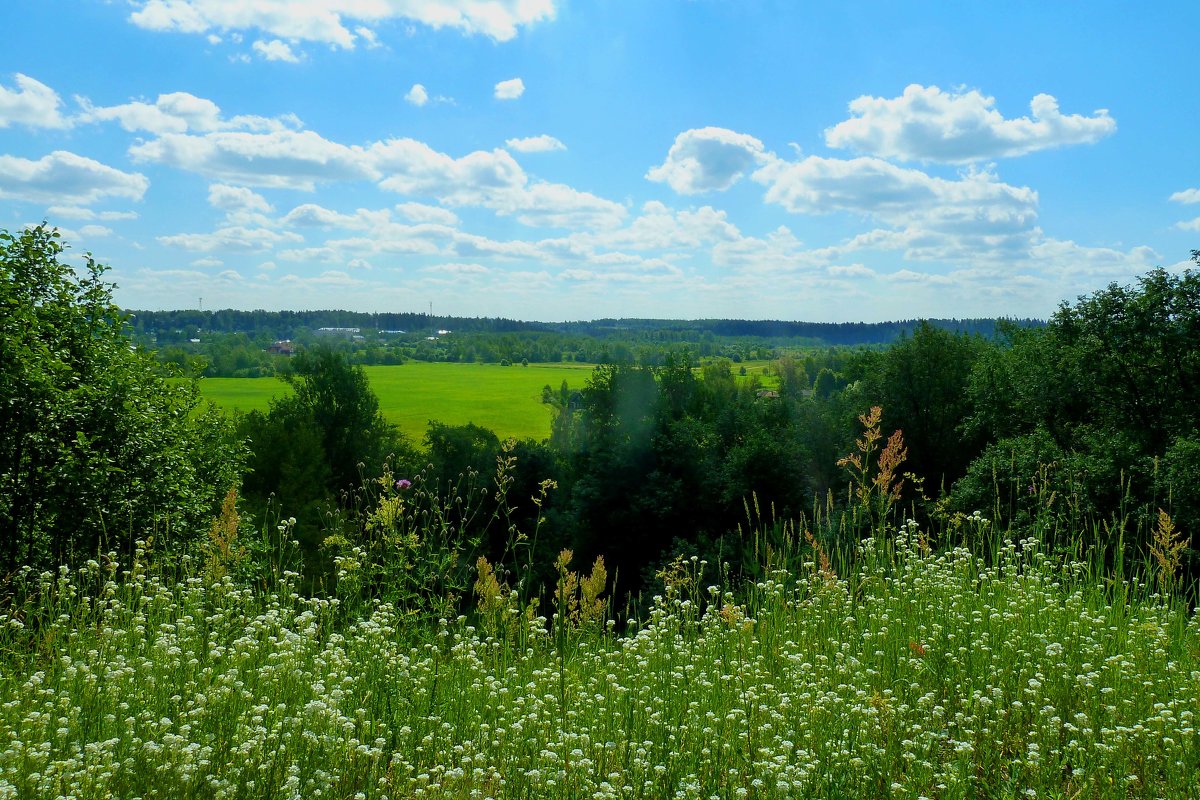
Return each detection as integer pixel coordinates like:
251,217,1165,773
267,340,295,356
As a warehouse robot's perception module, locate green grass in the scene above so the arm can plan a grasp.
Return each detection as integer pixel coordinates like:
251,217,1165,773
196,362,598,442
195,361,779,442
192,377,289,416
2,523,1197,799
729,359,780,390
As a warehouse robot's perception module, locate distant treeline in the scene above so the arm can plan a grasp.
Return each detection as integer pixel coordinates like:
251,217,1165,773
125,308,1043,346
567,317,1043,344
125,309,540,339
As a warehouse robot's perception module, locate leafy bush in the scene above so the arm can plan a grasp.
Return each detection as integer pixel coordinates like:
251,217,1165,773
237,347,417,576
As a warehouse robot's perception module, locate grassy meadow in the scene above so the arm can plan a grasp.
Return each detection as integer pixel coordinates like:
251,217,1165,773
195,360,778,442
2,520,1197,799
196,362,599,441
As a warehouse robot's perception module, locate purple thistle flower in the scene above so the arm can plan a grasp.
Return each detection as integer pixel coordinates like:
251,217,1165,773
396,478,412,491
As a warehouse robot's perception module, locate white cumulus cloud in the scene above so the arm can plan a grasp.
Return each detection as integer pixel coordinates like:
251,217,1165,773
279,270,366,288
372,138,624,229
586,202,740,251
158,225,302,252
505,135,565,153
395,201,459,226
754,156,1037,229
77,91,300,135
744,152,1041,266
252,39,302,63
373,138,525,203
646,127,772,194
208,183,273,213
824,84,1116,163
46,206,139,221
405,84,429,107
282,204,390,230
128,0,556,46
355,26,379,47
494,78,525,100
424,262,491,275
504,183,626,230
0,74,70,129
130,129,374,189
1169,189,1200,231
1170,188,1200,204
0,151,149,205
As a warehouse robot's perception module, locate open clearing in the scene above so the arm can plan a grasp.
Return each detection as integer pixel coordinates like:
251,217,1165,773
196,362,598,442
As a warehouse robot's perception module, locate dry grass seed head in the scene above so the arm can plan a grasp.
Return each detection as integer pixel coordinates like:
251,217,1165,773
803,529,837,584
206,488,243,581
1149,509,1188,593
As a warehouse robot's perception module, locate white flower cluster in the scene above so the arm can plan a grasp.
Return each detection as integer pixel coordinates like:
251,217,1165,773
0,528,1197,798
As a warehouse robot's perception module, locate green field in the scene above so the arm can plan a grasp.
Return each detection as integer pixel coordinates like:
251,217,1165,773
197,362,599,442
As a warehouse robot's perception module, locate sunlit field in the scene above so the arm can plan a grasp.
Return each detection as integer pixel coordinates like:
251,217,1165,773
2,521,1196,799
196,360,777,442
196,362,597,441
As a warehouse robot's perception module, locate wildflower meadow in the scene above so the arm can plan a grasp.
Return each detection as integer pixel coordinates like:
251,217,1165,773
2,482,1197,798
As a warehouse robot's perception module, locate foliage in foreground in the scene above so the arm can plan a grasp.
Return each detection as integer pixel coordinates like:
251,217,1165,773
1,519,1197,799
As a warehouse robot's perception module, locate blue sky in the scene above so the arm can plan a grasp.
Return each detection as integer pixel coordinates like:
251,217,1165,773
2,1,1197,321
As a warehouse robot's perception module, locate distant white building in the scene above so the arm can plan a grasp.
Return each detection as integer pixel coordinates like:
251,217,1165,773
315,327,360,337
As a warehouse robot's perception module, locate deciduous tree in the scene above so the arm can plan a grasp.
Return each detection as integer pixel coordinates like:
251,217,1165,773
0,225,244,572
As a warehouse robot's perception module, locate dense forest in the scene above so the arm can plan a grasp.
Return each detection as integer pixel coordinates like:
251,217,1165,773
130,308,1043,379
4,225,1199,608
